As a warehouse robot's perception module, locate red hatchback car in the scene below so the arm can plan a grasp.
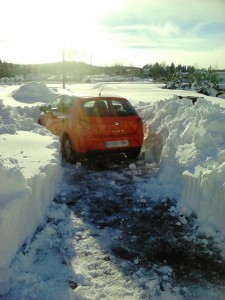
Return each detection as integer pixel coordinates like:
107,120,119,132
38,94,144,162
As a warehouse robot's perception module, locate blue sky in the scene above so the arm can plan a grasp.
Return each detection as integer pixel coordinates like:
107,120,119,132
0,0,224,68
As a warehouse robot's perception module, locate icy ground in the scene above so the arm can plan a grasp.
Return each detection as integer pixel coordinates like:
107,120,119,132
3,157,225,300
57,157,225,300
0,82,225,299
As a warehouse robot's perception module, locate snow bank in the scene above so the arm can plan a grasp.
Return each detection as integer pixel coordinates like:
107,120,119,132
0,99,62,269
163,75,219,97
139,96,225,236
11,82,59,104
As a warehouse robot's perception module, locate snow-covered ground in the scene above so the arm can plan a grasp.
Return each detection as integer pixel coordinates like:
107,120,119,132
0,82,224,299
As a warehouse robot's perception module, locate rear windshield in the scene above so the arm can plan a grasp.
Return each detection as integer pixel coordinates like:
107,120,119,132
82,99,137,117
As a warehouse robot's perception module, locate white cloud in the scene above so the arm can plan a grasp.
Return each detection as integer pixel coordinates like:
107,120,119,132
0,0,224,68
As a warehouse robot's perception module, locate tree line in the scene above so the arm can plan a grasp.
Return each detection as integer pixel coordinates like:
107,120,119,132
0,59,222,83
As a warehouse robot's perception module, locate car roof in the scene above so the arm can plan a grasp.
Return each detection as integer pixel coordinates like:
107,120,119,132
62,94,128,102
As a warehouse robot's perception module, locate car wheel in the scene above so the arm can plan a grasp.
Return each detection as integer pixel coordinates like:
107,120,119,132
125,148,141,159
62,136,75,163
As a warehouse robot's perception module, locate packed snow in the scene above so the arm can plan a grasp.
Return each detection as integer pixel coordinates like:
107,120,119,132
0,96,62,270
0,82,224,299
138,97,225,236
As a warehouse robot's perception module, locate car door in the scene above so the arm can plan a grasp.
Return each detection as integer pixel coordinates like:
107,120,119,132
41,96,64,135
55,95,74,136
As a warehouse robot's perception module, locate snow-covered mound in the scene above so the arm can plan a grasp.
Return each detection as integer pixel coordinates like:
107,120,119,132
164,79,219,97
0,100,62,269
191,80,219,97
11,82,59,104
139,96,225,236
0,100,43,134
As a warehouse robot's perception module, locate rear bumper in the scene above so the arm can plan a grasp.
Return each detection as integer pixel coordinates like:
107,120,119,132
80,146,142,158
80,138,142,153
68,130,143,155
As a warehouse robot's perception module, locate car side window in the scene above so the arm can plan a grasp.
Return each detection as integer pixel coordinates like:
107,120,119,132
93,101,109,116
58,96,74,113
83,100,96,116
49,96,63,110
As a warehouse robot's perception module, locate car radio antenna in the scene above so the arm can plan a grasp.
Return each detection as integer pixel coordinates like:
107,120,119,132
99,85,105,97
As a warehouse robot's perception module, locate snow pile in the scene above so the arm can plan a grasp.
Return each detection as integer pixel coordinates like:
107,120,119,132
11,82,59,104
191,80,219,97
0,99,62,269
164,77,219,97
0,100,43,133
139,96,225,236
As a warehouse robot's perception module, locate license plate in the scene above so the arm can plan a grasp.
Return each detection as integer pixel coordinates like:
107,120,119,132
105,140,129,148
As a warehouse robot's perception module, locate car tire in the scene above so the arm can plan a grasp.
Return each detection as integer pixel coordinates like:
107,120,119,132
125,148,141,159
62,135,76,163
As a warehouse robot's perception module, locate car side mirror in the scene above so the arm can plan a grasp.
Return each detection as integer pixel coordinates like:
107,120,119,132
40,106,47,112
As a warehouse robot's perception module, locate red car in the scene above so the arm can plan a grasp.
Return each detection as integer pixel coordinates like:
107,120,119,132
38,94,144,162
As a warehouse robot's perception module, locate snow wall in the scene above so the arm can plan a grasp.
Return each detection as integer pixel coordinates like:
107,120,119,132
0,101,62,269
139,96,225,236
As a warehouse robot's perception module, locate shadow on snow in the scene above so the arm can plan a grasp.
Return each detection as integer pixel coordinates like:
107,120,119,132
56,154,225,298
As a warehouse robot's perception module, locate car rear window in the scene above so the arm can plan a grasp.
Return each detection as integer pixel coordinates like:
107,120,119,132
82,99,137,117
